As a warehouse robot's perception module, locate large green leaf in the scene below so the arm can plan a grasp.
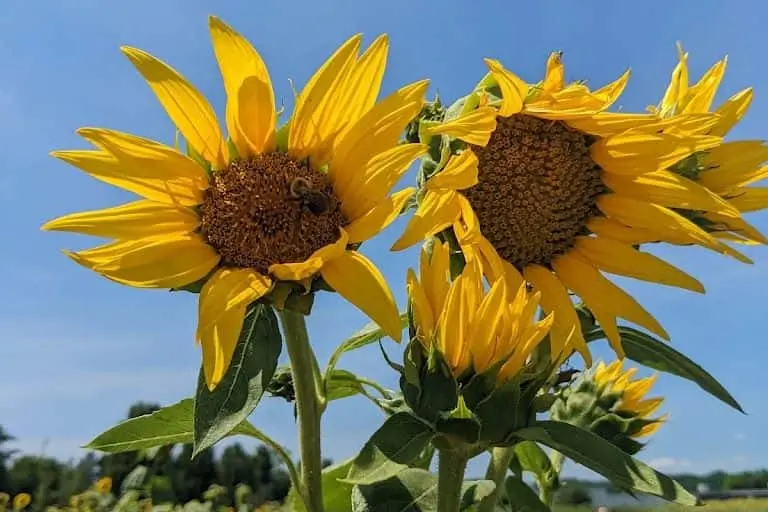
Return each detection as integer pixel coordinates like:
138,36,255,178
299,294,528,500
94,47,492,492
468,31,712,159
518,421,696,505
86,399,256,453
351,469,494,512
326,314,408,374
513,441,554,485
618,326,743,413
286,458,355,512
193,304,282,456
346,412,434,485
326,369,367,402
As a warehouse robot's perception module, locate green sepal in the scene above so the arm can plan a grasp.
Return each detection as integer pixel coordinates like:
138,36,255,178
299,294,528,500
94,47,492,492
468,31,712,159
400,340,459,424
226,137,240,161
185,140,212,173
473,376,537,445
274,122,290,152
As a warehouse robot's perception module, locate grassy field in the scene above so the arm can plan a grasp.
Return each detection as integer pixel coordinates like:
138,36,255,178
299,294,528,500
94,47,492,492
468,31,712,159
556,500,768,512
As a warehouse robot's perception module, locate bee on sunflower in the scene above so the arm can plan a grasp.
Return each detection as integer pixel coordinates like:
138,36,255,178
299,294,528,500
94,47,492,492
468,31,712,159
393,52,745,364
43,17,428,389
650,43,768,248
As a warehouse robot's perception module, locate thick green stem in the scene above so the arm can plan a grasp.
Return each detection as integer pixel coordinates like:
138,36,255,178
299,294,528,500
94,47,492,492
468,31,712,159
437,449,469,512
479,446,515,512
279,310,324,512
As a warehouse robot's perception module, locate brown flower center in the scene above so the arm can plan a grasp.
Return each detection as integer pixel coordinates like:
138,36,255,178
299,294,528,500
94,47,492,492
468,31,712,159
463,114,606,270
200,153,347,274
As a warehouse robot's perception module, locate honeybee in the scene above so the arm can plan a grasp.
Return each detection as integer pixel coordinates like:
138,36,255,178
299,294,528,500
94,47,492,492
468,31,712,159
289,177,334,215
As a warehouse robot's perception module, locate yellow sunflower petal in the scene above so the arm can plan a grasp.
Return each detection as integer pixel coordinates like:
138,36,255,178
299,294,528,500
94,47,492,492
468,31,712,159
269,229,349,281
345,188,415,243
42,200,199,239
288,35,362,160
425,107,498,146
601,169,740,217
422,241,451,316
634,397,665,417
209,16,275,157
542,52,565,94
426,150,479,191
407,268,435,343
566,112,663,138
661,44,689,115
587,216,689,245
591,69,631,109
120,47,226,169
573,236,704,293
727,187,768,213
484,58,527,117
711,88,753,137
53,128,207,206
68,234,220,289
592,132,721,176
198,304,247,391
320,250,402,342
335,143,426,220
634,417,666,438
391,190,461,251
553,253,669,356
524,264,590,364
471,278,509,373
702,211,768,245
698,141,768,192
682,58,726,114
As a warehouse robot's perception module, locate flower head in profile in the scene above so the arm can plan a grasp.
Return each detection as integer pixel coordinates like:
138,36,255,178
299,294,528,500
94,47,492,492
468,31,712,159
394,52,743,363
407,241,553,384
43,17,428,389
652,43,768,248
94,476,112,495
11,493,30,511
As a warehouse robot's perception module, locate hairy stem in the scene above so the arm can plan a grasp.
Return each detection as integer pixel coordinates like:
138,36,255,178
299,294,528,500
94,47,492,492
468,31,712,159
437,448,469,512
279,309,324,512
479,446,515,512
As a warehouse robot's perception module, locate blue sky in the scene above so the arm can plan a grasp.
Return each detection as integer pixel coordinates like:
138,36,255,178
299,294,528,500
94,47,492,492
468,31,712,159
0,0,767,480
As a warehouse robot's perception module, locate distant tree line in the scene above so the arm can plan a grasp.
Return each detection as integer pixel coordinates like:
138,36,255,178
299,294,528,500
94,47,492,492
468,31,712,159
0,401,300,510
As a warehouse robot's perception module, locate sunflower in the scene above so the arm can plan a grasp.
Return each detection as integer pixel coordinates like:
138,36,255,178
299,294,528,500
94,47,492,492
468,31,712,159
407,241,553,383
652,44,768,247
594,360,666,438
43,17,428,390
93,477,112,495
11,494,30,511
393,52,746,363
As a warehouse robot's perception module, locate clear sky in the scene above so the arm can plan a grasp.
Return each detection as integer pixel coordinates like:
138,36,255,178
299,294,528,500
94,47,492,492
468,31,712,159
0,0,766,480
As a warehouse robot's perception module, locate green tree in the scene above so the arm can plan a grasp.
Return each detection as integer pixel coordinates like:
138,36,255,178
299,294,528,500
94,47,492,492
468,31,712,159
172,444,218,502
0,426,15,492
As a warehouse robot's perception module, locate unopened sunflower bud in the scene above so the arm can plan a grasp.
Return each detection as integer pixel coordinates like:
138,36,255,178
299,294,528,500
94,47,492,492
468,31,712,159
267,366,295,403
551,360,666,455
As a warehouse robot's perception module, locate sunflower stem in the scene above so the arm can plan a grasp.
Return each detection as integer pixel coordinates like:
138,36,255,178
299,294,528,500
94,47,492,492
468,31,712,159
279,309,324,512
540,449,566,507
478,446,515,512
437,448,469,512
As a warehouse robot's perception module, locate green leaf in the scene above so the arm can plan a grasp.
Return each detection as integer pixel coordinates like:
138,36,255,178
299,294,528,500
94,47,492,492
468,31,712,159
326,369,369,402
352,470,494,512
85,399,256,453
346,412,434,485
193,303,282,456
504,477,549,512
327,314,408,374
518,421,696,505
513,441,554,483
618,326,744,413
286,458,355,512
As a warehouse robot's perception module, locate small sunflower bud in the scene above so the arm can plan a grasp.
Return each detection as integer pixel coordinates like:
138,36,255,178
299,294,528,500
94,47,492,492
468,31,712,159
550,360,666,455
267,366,296,403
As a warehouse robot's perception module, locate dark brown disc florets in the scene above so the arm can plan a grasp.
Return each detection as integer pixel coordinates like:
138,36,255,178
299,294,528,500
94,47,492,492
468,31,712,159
463,114,606,270
200,153,347,274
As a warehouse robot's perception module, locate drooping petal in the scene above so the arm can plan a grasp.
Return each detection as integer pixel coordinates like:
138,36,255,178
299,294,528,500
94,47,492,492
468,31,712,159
711,88,753,137
68,234,220,289
42,199,199,239
524,264,590,365
53,128,208,206
701,211,768,245
601,170,739,217
727,187,768,213
209,16,275,156
698,141,768,192
269,229,349,281
121,47,227,169
391,190,461,251
484,59,527,117
198,303,248,391
320,250,402,342
288,35,362,160
426,150,479,191
591,69,631,110
345,188,415,243
573,236,704,293
425,107,498,146
592,132,721,176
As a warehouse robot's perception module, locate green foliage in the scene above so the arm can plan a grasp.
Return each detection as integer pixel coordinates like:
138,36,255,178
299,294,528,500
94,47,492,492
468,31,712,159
554,485,592,506
193,303,282,456
503,477,549,512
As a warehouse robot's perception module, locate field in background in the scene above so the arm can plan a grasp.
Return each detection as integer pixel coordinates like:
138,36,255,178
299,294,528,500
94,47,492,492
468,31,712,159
556,500,768,512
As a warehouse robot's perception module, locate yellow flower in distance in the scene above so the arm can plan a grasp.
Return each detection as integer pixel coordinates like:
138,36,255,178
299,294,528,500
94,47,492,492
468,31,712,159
407,241,554,383
0,493,9,508
43,17,429,389
653,44,768,247
394,52,745,362
94,476,112,495
11,494,30,511
595,360,666,438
